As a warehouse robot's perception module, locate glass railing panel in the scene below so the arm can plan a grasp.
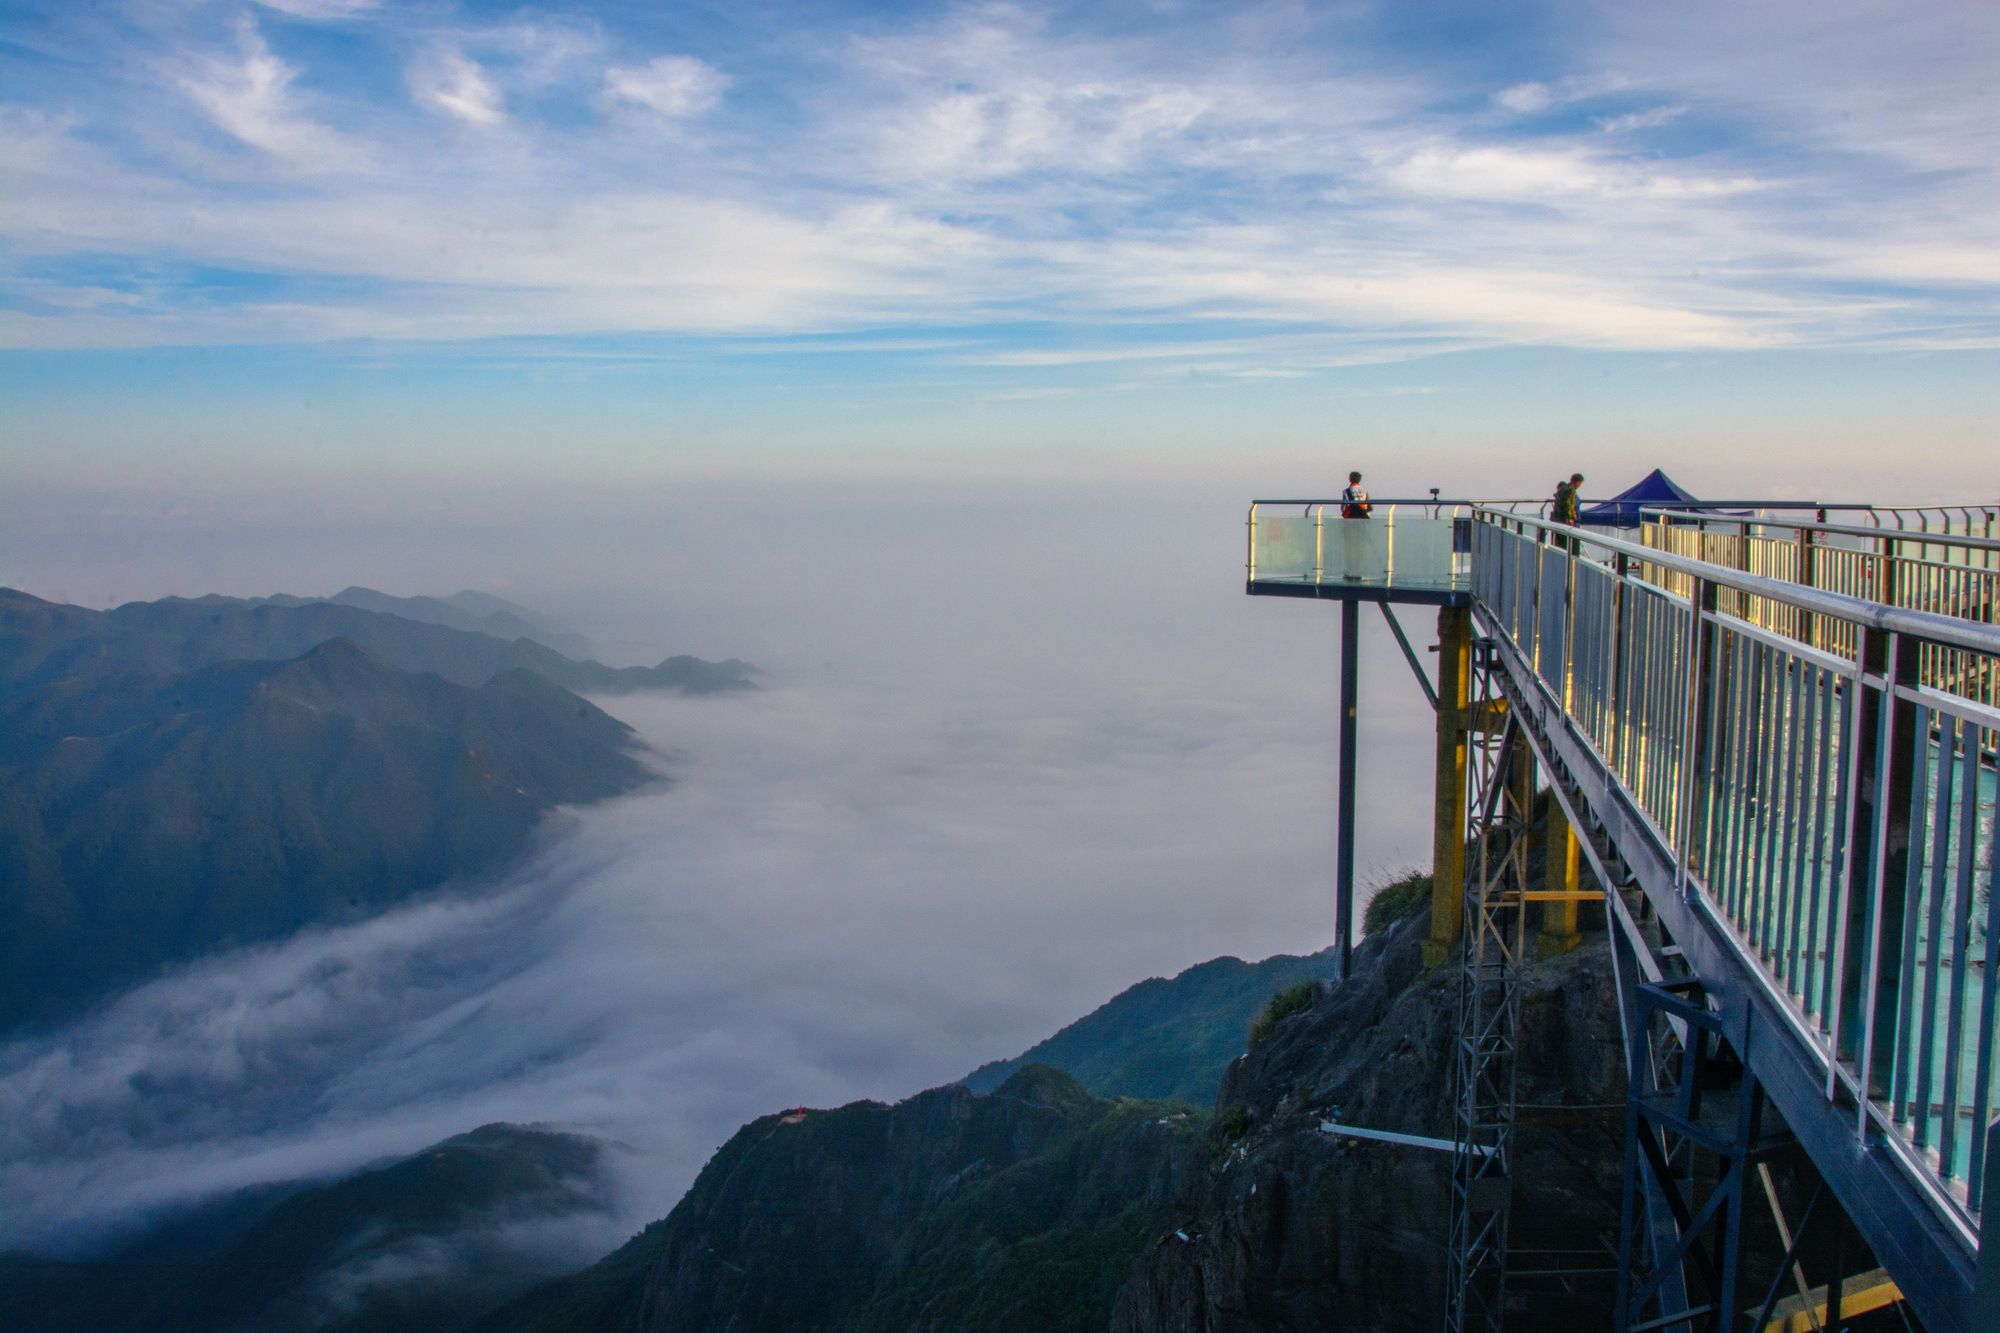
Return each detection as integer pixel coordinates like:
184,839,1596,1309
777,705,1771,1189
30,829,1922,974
1249,506,1321,581
1248,506,1469,592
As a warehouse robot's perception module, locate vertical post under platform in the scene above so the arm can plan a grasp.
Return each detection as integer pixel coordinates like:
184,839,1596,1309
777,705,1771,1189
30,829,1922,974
1426,604,1472,968
1337,597,1359,976
1538,799,1582,957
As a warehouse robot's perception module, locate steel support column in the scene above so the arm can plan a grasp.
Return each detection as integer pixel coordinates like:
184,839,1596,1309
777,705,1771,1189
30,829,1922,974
1427,603,1473,968
1537,799,1582,957
1337,596,1360,975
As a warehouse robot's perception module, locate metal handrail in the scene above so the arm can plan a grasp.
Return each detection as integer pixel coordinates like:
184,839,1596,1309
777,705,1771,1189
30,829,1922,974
1640,508,2000,554
1251,497,1841,509
1475,508,2000,657
1250,497,1545,507
1469,509,2000,1262
1847,505,2000,532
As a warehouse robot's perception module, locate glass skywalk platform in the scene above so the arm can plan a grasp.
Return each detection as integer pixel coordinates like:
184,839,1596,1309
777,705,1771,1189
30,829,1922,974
1251,495,2000,1330
1246,500,1488,604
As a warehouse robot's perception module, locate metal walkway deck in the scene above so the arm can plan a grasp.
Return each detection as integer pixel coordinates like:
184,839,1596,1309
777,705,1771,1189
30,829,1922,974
1247,498,2000,1332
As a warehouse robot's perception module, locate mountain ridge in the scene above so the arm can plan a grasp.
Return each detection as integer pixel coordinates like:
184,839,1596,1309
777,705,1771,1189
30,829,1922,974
963,947,1338,1106
477,1066,1207,1333
0,631,652,1034
0,1124,616,1333
0,587,756,699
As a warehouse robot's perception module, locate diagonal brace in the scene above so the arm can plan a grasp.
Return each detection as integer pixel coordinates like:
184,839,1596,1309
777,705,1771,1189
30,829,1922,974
1379,601,1440,709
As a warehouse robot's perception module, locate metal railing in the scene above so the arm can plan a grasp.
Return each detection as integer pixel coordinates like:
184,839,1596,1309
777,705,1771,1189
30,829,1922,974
1471,508,2000,1241
1637,511,2000,712
1833,505,2000,535
1245,497,1997,592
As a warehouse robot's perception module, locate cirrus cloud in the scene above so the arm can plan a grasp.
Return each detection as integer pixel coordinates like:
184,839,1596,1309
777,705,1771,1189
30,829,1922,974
602,54,728,118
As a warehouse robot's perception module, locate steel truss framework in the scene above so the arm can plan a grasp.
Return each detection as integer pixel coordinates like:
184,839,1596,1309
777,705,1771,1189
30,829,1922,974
1474,628,1922,1333
1446,639,1536,1333
1614,972,1797,1332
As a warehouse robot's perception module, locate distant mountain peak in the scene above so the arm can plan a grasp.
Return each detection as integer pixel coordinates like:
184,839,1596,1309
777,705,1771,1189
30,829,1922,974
0,588,754,699
0,618,651,1035
290,634,378,666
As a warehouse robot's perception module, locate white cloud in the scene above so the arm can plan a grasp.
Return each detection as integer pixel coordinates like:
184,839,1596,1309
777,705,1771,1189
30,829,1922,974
1492,73,1631,115
852,9,1228,185
602,55,728,118
173,20,363,167
1581,2,1997,176
2,1,1993,356
1385,143,1764,202
1493,81,1553,113
1596,104,1687,133
410,48,506,126
252,0,380,18
478,19,607,91
0,489,1431,1250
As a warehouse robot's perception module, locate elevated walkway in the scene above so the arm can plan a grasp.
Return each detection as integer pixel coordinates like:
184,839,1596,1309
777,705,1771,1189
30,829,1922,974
1247,495,2000,1332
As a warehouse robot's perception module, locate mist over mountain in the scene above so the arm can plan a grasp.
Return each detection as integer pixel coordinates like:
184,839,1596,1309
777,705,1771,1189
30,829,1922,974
0,628,651,1034
0,588,756,698
257,588,596,662
0,1124,618,1333
0,489,1423,1326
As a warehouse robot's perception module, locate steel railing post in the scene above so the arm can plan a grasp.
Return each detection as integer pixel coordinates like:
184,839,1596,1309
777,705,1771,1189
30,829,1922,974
1607,550,1628,771
1675,576,1719,893
1799,526,1819,648
1845,629,1921,1109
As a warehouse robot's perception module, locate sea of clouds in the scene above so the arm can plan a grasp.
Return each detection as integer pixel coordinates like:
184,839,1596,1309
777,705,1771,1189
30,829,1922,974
0,475,1441,1258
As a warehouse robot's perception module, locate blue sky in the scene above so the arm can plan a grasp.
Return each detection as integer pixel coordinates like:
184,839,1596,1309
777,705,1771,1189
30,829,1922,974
2,0,1995,493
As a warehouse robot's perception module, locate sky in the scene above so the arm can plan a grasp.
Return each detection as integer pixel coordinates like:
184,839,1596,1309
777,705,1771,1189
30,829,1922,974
2,0,1996,495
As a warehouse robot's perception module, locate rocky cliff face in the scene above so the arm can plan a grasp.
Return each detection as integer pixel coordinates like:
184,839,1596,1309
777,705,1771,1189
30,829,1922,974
633,1065,1210,1333
482,1066,1209,1333
478,906,1627,1333
1112,911,1625,1332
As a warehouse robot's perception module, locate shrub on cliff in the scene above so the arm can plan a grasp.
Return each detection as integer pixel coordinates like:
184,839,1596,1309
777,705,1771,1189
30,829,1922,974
1247,983,1316,1047
1363,870,1433,935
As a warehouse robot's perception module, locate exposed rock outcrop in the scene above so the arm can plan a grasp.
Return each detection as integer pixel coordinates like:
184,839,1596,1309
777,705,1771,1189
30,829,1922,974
482,1066,1209,1333
1113,913,1624,1332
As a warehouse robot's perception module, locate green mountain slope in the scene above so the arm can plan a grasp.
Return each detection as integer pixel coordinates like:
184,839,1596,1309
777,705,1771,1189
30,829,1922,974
962,947,1339,1105
477,1067,1207,1333
0,588,754,697
0,637,649,1033
0,1125,613,1333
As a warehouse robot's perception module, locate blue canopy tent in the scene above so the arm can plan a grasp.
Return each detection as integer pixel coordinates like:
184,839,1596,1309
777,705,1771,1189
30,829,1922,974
1578,468,1702,527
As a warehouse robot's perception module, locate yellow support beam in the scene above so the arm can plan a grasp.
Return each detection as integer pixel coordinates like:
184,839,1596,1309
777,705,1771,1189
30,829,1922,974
1537,797,1583,957
1763,1269,1903,1333
1424,605,1472,968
